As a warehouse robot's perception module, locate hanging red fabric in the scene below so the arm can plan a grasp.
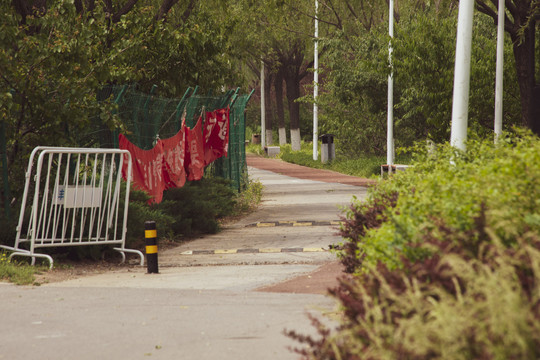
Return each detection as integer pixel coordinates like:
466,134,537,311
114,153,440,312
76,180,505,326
119,134,166,204
184,116,205,181
203,107,230,166
161,127,187,189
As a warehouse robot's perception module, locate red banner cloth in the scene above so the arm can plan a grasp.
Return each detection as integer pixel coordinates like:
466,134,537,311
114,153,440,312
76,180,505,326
161,128,187,189
119,107,228,202
185,116,205,181
119,134,166,204
203,107,230,166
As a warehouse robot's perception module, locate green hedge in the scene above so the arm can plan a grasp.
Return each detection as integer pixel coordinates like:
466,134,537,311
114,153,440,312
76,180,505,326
341,131,540,270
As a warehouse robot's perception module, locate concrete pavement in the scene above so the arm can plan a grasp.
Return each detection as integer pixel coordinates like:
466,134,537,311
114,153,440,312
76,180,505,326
0,160,368,360
0,283,331,360
156,166,367,267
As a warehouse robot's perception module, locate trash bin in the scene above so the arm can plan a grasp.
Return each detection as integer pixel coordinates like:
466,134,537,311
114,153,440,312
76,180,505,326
320,134,335,163
251,134,261,144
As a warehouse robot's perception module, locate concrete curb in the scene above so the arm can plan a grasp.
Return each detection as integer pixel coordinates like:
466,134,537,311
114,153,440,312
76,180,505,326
180,247,328,255
245,220,342,227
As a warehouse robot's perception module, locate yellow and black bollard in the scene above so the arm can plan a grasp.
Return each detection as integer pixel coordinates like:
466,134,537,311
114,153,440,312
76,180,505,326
145,221,159,274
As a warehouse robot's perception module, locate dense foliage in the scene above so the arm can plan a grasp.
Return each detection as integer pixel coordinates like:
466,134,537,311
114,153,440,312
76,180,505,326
289,132,540,359
1,0,243,202
317,6,522,156
344,131,540,270
289,229,540,359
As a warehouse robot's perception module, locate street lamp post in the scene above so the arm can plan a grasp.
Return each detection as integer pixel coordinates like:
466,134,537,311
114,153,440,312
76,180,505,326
387,0,395,168
313,0,319,160
260,60,266,150
494,0,505,141
450,0,475,151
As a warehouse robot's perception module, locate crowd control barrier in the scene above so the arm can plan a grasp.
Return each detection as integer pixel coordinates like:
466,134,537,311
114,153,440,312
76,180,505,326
0,147,144,268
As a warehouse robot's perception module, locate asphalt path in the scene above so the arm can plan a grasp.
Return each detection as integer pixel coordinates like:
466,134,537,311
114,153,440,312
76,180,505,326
0,156,370,360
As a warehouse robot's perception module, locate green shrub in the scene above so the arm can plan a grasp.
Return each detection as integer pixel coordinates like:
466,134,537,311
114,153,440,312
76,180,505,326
118,186,174,248
289,224,540,359
63,177,241,257
0,213,17,247
156,177,237,236
337,191,398,273
245,143,265,156
338,131,540,270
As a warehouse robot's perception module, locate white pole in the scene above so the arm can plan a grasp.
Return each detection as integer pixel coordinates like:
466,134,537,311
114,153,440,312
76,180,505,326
313,0,319,160
450,0,475,151
260,60,266,150
494,0,505,141
387,0,394,167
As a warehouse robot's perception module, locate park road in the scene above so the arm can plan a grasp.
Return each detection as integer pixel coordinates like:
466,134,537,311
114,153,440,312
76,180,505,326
0,155,371,360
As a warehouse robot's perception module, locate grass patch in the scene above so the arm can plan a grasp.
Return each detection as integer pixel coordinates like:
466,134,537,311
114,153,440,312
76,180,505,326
0,251,40,285
235,176,263,213
245,143,266,156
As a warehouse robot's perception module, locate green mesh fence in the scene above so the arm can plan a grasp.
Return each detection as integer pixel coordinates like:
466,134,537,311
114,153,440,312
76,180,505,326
92,85,253,191
206,93,252,190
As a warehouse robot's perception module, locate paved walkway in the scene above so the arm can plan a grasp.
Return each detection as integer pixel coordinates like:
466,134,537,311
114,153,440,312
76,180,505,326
1,156,371,360
155,155,370,269
246,154,376,187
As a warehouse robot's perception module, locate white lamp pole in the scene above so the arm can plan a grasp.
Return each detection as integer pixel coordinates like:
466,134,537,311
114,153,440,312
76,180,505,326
387,0,395,167
494,0,505,141
313,0,319,160
450,0,475,150
260,60,266,150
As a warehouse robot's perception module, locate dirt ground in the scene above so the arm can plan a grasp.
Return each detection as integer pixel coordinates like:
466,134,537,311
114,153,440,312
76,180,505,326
256,260,351,295
31,238,181,285
30,155,370,291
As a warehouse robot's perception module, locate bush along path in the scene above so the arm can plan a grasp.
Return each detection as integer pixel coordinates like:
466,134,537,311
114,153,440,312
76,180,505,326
288,131,540,359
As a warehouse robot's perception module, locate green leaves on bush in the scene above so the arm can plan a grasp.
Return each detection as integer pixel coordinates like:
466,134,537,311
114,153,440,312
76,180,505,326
290,228,540,359
156,178,237,237
337,191,398,273
341,131,540,270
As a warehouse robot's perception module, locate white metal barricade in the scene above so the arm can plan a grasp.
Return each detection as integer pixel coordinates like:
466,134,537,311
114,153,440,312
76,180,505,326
0,147,144,268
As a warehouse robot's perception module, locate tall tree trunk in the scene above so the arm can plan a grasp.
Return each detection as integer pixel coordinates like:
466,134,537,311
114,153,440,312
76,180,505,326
264,68,274,145
285,68,301,151
511,21,538,134
282,46,304,151
274,67,287,145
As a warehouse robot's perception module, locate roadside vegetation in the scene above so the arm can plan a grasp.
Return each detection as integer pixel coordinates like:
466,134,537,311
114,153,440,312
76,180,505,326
287,131,540,359
0,251,41,285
